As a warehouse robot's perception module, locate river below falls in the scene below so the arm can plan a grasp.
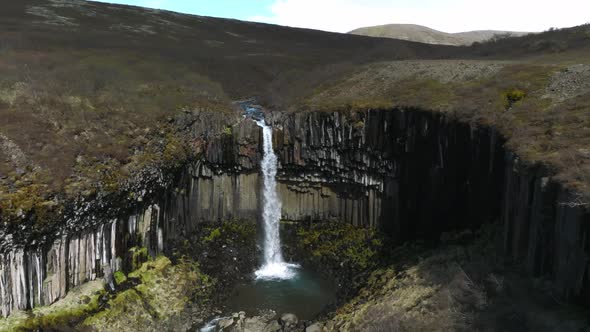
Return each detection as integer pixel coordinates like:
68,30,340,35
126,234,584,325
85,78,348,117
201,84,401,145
224,267,337,320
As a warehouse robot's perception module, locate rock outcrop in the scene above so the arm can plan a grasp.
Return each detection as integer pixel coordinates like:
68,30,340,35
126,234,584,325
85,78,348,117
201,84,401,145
0,107,588,317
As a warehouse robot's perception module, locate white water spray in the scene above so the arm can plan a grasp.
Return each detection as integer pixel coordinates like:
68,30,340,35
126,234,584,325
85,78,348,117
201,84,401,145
254,119,298,280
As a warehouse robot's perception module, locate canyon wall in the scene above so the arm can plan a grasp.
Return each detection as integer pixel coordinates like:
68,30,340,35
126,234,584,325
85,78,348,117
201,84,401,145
0,108,588,316
273,110,504,240
270,109,589,303
0,111,264,317
271,109,588,303
0,167,260,316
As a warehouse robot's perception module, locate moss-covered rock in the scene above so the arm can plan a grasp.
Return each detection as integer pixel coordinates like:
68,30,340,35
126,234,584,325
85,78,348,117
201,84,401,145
82,256,215,331
0,280,106,331
285,222,388,299
167,220,258,304
129,246,149,271
113,270,127,286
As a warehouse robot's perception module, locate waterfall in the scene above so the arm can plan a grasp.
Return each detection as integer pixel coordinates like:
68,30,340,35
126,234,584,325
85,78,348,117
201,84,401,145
254,120,298,280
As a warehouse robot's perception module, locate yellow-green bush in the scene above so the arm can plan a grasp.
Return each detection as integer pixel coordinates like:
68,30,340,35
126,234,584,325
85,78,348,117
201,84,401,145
504,88,527,107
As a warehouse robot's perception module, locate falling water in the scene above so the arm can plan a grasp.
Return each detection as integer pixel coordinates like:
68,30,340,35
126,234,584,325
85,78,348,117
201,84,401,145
254,119,299,280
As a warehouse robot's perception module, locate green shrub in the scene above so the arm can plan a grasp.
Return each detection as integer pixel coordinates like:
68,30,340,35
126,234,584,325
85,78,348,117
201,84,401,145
203,227,221,243
504,89,526,108
113,271,127,285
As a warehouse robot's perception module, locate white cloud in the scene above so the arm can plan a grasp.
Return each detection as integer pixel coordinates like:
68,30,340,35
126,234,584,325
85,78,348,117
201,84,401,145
250,0,590,33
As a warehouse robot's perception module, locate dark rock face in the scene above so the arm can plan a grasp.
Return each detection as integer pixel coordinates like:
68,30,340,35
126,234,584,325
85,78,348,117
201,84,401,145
0,108,588,316
272,109,504,239
271,109,588,304
501,155,590,302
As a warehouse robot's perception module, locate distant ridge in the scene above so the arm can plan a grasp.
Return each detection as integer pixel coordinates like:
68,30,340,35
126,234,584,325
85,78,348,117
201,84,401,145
348,24,531,46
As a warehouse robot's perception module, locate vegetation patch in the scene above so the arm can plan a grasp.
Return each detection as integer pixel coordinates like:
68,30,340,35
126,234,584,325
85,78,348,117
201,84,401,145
82,256,215,331
129,246,149,271
168,220,258,302
0,251,216,331
0,280,106,332
503,88,527,108
285,222,388,299
314,226,590,332
113,270,127,286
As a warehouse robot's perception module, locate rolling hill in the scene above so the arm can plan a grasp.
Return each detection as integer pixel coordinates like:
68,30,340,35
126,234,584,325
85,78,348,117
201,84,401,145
349,24,530,45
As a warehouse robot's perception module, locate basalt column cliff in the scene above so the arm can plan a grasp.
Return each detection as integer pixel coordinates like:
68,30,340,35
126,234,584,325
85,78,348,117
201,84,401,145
0,108,588,316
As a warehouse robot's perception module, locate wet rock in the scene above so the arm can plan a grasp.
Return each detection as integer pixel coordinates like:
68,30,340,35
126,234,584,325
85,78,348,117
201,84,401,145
262,319,282,332
218,310,281,332
306,323,324,332
280,313,299,328
241,317,268,332
218,317,235,330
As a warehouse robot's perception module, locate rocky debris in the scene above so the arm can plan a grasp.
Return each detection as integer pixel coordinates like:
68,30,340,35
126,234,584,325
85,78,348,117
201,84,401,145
546,64,590,101
207,310,312,332
218,317,235,330
310,60,506,101
279,313,299,329
214,310,293,332
26,4,79,27
305,323,324,332
0,133,29,170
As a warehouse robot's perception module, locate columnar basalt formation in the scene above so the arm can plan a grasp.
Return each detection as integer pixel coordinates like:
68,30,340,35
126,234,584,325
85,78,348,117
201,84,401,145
0,108,588,317
272,109,505,238
0,111,263,317
272,109,588,303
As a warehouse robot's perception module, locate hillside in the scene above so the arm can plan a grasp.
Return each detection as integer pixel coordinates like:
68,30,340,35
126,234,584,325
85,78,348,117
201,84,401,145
349,24,530,45
0,0,447,207
0,0,589,226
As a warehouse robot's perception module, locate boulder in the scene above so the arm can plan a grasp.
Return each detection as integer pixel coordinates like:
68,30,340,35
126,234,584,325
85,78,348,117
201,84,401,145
280,313,299,327
306,323,324,332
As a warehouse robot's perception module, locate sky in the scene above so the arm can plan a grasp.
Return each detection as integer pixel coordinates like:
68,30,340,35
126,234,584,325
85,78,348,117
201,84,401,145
92,0,590,33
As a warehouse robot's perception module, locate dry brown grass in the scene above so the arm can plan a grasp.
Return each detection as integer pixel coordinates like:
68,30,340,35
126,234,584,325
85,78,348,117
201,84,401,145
304,60,590,201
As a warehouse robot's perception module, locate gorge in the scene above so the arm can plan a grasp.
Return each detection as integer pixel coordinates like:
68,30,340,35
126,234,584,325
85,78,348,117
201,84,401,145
0,2,589,329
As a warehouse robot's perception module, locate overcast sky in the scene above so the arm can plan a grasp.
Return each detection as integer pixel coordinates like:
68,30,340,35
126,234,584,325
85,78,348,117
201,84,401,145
93,0,590,33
